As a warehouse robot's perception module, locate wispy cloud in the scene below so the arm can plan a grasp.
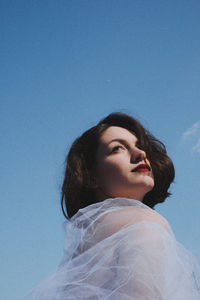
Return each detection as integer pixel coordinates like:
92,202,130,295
182,121,200,140
192,138,200,153
182,121,200,154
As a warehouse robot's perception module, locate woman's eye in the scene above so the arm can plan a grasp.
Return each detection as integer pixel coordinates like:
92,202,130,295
111,145,124,153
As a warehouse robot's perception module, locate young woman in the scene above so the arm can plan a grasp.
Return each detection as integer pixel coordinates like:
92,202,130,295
24,112,200,299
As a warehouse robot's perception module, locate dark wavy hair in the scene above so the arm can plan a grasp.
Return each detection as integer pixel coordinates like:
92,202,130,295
61,113,175,218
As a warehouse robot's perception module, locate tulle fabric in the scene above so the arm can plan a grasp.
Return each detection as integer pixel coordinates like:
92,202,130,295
23,198,200,299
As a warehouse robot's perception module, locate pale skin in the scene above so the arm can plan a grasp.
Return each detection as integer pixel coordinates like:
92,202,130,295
94,126,170,233
94,126,155,202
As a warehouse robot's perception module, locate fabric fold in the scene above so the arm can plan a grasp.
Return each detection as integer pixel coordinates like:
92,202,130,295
22,198,200,299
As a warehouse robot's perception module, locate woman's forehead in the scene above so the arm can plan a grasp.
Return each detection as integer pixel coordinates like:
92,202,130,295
99,126,138,144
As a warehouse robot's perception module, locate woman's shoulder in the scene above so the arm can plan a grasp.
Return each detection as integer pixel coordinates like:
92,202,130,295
97,204,171,236
72,197,171,240
70,198,173,256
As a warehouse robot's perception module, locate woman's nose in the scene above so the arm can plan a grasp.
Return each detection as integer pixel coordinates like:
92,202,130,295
130,148,146,163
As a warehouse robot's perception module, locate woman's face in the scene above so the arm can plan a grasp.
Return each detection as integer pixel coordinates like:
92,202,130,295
95,126,154,201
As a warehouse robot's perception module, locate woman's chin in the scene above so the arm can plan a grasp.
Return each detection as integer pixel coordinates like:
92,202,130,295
141,175,154,189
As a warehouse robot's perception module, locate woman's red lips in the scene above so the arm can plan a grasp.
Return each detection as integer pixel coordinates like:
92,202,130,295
132,164,150,172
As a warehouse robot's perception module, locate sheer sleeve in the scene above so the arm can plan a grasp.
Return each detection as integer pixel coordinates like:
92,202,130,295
22,198,200,300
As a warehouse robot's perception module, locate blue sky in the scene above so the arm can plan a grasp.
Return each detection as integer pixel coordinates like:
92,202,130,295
1,1,200,299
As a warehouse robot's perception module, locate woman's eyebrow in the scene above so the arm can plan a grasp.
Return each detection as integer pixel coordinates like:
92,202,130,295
107,138,138,146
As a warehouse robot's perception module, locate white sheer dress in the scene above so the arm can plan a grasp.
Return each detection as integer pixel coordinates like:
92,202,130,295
23,198,200,299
